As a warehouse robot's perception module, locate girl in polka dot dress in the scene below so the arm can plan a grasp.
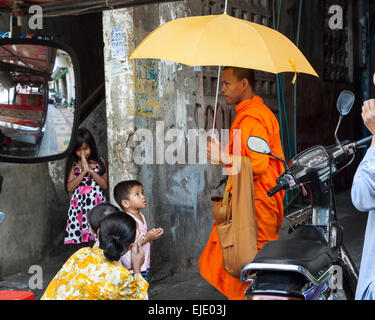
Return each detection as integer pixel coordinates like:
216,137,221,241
64,128,108,245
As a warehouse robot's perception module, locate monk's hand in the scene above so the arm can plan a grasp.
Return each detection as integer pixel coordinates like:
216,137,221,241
362,99,375,146
207,135,222,164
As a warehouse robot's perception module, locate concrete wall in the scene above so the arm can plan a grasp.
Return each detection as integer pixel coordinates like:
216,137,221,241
0,163,53,276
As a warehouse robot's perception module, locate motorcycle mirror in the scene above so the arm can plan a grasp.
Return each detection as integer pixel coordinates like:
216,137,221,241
0,38,80,163
337,90,355,116
247,136,288,169
334,90,355,145
247,136,271,155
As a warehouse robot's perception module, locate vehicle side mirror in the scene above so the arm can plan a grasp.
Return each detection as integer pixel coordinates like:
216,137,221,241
247,136,271,155
0,38,80,163
334,90,355,145
247,136,288,169
337,90,355,116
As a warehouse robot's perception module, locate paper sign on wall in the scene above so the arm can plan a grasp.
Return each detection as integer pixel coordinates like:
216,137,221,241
110,26,125,59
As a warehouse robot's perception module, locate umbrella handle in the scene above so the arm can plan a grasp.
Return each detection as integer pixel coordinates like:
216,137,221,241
211,66,221,139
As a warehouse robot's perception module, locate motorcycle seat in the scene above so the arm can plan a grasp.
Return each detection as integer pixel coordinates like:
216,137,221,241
251,225,336,280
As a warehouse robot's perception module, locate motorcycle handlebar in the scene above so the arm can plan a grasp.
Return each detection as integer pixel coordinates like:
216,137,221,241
266,135,373,198
355,135,373,148
267,183,285,197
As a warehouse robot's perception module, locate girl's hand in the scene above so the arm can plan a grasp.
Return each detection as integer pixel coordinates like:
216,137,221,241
81,154,91,173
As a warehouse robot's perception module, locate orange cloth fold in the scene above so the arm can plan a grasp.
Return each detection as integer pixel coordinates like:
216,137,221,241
199,96,285,299
199,222,249,300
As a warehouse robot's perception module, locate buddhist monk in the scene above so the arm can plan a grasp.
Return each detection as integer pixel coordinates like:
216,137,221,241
199,66,285,300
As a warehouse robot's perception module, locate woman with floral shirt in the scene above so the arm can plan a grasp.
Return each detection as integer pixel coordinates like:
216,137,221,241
42,212,148,300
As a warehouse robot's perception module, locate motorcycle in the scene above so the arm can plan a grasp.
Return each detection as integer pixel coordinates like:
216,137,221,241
240,90,372,300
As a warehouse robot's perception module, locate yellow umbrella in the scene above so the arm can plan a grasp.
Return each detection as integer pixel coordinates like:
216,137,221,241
129,13,318,78
129,11,318,138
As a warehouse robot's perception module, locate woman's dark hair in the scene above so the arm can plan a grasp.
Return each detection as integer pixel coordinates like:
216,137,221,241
98,212,136,262
64,127,105,192
87,203,119,234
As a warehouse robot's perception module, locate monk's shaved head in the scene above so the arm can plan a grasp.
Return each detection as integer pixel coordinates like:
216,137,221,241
223,66,256,92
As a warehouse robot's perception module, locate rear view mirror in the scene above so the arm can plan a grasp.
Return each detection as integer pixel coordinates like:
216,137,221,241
247,136,271,155
334,90,355,145
247,136,288,168
0,38,80,163
337,90,354,116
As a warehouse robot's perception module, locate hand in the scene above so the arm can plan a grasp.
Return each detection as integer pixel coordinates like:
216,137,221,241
206,134,222,163
131,238,145,274
362,99,375,146
206,135,230,164
145,228,164,242
81,154,91,173
135,228,145,245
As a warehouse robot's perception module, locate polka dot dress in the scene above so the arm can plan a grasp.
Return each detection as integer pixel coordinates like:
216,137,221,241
64,162,106,244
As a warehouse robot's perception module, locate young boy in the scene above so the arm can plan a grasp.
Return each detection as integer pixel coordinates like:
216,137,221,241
114,180,164,282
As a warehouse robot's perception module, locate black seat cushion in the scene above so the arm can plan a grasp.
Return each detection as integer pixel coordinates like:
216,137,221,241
253,225,336,279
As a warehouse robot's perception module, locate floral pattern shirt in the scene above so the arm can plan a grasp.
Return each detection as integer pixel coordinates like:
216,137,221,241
41,247,148,300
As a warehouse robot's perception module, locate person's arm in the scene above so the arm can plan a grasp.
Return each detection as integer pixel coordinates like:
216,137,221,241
140,228,164,246
352,99,375,212
351,147,375,212
206,118,271,178
86,157,109,190
239,118,270,177
116,271,149,300
66,164,87,193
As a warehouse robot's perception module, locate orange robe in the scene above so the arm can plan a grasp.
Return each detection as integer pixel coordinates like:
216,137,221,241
199,96,285,300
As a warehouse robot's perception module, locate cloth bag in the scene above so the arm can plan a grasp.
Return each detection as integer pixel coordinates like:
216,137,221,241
216,156,258,278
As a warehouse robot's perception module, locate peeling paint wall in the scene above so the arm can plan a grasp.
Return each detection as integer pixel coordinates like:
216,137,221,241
103,8,139,201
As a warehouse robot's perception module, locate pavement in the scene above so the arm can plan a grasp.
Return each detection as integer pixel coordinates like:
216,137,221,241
0,190,367,300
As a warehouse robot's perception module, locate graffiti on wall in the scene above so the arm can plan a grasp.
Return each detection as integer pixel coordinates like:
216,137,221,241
134,61,160,117
194,103,235,135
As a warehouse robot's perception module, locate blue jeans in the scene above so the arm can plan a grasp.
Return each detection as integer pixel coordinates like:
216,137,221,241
141,269,150,282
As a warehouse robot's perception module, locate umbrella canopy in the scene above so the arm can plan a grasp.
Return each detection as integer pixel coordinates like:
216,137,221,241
129,13,318,78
